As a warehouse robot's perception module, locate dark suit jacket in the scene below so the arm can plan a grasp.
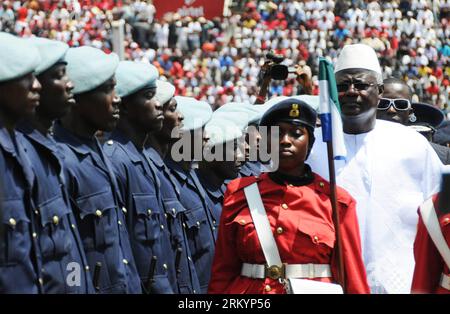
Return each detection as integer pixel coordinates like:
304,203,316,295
431,142,450,165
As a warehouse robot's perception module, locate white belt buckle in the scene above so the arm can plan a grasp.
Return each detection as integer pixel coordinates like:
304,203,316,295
308,263,314,279
251,265,258,279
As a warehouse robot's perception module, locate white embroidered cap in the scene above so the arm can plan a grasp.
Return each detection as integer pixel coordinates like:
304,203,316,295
334,44,382,80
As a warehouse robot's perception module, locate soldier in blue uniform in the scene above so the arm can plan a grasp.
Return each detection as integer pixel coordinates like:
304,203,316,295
146,81,201,294
0,32,42,293
239,102,272,178
104,61,176,293
53,46,141,293
197,103,257,219
239,118,267,178
163,96,217,293
16,37,93,294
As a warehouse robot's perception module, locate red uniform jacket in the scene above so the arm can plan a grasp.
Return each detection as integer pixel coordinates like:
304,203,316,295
411,195,450,294
208,173,370,294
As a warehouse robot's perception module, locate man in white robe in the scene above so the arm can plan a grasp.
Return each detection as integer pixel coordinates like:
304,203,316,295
307,44,444,294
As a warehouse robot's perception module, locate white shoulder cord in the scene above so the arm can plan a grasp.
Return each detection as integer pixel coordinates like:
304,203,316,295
419,197,450,268
243,183,282,267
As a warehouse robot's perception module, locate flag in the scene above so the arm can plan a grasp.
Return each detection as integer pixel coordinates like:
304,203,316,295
318,57,347,160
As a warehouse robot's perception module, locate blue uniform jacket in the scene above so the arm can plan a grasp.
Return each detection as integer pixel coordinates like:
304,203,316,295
145,147,201,294
53,122,141,294
104,130,176,293
239,161,266,177
18,122,93,293
164,158,219,293
195,170,225,226
0,124,40,293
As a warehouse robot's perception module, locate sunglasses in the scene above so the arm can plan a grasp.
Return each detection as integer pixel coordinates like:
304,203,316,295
336,82,377,93
377,98,411,111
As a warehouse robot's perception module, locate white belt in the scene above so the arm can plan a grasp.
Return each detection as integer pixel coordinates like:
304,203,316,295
440,273,450,290
241,263,332,280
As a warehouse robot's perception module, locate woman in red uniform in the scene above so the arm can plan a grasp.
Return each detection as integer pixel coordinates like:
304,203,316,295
411,194,450,294
208,98,370,294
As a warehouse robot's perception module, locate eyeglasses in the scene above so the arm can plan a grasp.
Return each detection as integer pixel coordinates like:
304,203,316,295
336,82,377,93
377,98,411,111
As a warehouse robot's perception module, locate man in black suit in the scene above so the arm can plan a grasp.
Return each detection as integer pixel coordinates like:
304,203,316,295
377,77,450,164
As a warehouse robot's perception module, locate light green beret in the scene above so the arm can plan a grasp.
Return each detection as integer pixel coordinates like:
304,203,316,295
27,37,69,75
156,80,176,105
0,32,41,82
205,117,243,148
175,96,212,131
65,46,119,94
213,102,262,129
115,61,159,98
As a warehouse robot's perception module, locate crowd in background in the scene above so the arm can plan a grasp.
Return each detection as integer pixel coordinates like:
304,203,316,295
1,0,449,115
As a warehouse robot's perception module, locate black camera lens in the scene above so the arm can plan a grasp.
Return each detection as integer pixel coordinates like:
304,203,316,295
270,64,289,80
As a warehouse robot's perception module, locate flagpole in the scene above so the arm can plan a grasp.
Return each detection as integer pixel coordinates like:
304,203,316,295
318,57,346,292
326,141,346,291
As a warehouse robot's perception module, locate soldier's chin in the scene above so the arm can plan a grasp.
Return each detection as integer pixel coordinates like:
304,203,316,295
23,107,37,117
152,119,164,132
103,121,118,132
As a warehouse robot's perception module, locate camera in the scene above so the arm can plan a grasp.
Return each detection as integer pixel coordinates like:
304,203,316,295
260,52,297,82
267,52,298,80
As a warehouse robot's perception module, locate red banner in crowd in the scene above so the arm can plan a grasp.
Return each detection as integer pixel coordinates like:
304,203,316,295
153,0,225,20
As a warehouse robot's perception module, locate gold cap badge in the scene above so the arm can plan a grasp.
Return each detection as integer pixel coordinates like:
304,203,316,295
289,104,300,118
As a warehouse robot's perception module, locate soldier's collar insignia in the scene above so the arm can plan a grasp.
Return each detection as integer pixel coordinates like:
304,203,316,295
289,104,300,118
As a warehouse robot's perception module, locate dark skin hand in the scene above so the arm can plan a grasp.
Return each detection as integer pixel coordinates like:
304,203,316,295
29,63,75,134
0,72,41,131
61,76,120,138
376,82,412,125
335,68,383,134
118,86,162,148
268,122,310,177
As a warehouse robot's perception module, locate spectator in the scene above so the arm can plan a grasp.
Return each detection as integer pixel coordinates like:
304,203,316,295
0,0,448,112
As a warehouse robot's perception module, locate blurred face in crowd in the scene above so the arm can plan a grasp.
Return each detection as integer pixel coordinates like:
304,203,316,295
335,68,383,134
0,72,41,123
36,63,74,120
158,98,184,142
268,122,310,175
245,124,261,161
181,126,208,161
376,81,412,125
74,76,120,132
210,139,243,180
121,86,163,133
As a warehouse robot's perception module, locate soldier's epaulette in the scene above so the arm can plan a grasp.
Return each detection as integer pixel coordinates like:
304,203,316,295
227,175,263,194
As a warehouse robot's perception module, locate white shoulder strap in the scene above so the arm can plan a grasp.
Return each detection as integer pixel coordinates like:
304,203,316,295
419,197,450,268
244,183,282,267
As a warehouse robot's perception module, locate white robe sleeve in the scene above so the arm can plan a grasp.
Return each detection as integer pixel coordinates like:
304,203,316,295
421,141,444,199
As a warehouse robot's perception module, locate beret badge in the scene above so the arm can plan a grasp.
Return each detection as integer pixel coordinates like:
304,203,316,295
289,104,300,118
